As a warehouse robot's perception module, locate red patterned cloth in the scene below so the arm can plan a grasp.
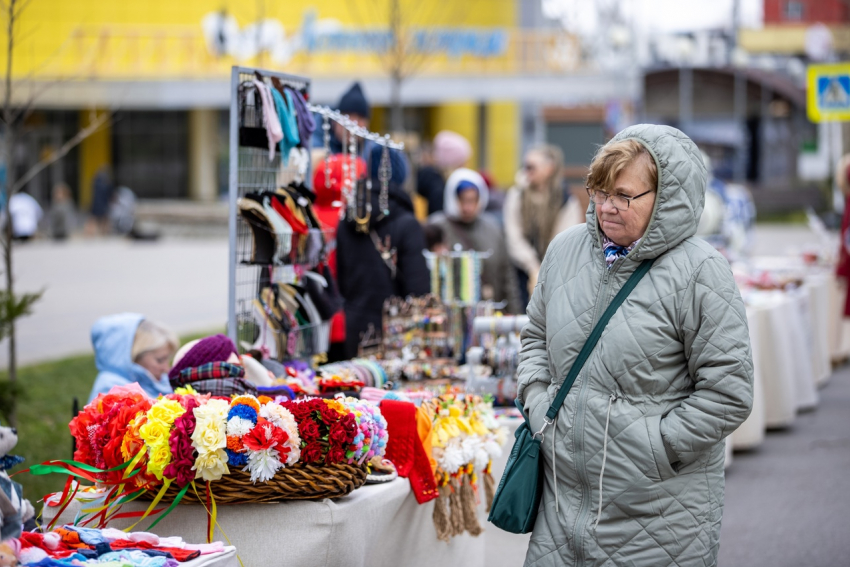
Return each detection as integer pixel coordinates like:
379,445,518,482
381,400,438,504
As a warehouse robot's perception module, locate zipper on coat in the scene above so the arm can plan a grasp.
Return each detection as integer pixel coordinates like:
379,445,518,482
572,256,627,566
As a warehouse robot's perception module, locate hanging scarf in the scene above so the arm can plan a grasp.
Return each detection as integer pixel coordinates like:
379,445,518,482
602,234,639,269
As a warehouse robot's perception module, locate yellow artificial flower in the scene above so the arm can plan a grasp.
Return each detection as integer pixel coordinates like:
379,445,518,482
193,449,230,482
324,398,347,416
193,399,230,424
192,418,226,453
139,418,171,447
174,385,198,396
148,399,186,425
147,443,173,480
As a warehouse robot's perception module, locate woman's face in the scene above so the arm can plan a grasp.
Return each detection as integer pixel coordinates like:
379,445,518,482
524,151,555,188
136,345,174,378
597,159,657,246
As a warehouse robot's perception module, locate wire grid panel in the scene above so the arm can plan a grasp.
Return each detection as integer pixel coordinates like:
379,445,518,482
229,66,313,357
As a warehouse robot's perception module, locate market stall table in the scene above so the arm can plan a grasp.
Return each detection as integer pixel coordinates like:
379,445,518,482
730,306,766,450
44,479,485,567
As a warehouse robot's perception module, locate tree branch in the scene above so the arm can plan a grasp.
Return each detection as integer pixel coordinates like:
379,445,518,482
9,110,110,196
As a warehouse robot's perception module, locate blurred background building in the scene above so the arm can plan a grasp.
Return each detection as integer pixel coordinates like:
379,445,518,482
3,0,847,219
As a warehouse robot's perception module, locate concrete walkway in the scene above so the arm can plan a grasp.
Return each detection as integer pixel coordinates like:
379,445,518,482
483,367,850,567
3,237,228,366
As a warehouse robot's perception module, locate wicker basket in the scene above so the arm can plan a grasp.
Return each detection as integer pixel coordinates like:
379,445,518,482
140,463,368,504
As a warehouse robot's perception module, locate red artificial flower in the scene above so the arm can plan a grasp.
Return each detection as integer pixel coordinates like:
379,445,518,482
163,402,198,488
328,421,352,447
318,402,342,425
243,419,289,452
326,446,346,465
301,442,324,464
298,419,321,441
339,413,357,437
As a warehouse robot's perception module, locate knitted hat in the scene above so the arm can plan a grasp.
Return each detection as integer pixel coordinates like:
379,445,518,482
433,130,471,170
337,82,371,120
369,145,408,186
168,334,238,381
312,155,368,208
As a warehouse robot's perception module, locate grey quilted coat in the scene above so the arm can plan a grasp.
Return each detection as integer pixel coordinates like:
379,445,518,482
517,124,754,567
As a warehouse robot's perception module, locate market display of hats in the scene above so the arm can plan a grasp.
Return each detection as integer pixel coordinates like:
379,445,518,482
238,187,326,266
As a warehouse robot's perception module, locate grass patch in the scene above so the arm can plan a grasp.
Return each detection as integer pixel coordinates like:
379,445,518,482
1,329,223,507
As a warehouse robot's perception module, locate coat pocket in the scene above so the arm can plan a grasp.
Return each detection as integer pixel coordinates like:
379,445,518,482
643,413,678,482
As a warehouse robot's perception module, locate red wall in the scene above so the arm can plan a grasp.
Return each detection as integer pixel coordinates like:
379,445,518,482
764,0,849,24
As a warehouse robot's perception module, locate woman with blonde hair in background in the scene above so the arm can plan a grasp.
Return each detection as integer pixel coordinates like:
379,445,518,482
504,144,575,306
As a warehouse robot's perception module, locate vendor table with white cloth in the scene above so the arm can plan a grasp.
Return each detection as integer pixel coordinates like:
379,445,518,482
44,479,484,567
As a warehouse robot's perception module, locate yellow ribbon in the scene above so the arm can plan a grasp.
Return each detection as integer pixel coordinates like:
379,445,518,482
123,478,172,532
190,481,244,567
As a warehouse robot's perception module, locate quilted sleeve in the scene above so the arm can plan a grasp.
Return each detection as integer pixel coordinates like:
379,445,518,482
516,254,552,418
661,256,754,468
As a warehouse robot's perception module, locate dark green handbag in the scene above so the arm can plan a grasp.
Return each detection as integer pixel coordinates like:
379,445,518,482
488,259,655,534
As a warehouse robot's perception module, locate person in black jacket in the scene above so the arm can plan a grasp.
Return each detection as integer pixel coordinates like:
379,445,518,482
336,145,430,359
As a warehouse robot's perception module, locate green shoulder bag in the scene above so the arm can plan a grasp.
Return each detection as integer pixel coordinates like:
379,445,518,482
487,258,655,534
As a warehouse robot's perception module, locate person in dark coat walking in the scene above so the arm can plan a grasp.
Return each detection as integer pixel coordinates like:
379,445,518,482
336,145,430,359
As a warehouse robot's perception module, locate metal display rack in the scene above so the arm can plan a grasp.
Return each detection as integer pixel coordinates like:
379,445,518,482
227,66,316,357
226,65,405,362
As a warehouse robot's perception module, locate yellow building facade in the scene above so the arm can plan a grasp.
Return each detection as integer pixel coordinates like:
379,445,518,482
8,0,530,205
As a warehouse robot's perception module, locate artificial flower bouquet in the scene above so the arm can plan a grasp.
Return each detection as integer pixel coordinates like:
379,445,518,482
46,384,390,523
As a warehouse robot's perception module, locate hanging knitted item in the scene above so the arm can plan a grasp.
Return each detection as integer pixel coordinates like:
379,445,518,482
460,469,483,536
432,483,452,542
448,476,464,536
483,461,496,512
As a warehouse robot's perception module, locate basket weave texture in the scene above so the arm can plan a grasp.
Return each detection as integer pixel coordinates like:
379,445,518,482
139,463,368,504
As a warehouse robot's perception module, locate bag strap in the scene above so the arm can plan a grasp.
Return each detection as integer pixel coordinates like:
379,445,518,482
540,258,655,426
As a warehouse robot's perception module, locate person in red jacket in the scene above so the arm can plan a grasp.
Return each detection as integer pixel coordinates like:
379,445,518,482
313,155,367,362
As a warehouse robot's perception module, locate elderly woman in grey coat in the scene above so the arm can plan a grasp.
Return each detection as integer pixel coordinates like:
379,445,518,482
517,124,754,567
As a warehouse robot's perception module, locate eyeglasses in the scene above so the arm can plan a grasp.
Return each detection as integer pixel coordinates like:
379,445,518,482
586,187,654,211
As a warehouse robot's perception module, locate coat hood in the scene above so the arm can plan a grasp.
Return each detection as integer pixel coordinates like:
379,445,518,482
586,124,707,261
443,168,489,221
91,313,144,376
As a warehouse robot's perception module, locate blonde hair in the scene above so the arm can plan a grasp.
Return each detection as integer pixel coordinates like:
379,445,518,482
520,144,566,260
132,319,179,361
586,139,657,194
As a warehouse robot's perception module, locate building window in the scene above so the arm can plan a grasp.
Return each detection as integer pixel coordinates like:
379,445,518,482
784,1,804,21
112,111,189,199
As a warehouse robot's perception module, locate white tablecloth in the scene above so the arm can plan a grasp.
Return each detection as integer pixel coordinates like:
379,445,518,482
44,479,484,567
730,307,766,449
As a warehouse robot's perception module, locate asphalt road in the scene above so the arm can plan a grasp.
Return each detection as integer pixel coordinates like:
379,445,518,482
4,237,228,366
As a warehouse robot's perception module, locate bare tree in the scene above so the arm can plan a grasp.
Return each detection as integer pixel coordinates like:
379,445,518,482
348,0,474,132
0,0,109,423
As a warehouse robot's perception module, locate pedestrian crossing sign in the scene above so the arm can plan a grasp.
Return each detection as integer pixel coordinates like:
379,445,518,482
808,63,850,122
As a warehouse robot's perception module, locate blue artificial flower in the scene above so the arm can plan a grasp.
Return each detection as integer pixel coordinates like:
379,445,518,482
225,448,248,467
227,405,258,424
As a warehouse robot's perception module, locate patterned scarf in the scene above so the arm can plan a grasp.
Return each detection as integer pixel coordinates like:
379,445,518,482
602,234,640,268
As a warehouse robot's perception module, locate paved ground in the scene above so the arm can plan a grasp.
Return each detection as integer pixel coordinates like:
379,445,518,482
4,236,228,366
483,367,850,567
2,223,825,366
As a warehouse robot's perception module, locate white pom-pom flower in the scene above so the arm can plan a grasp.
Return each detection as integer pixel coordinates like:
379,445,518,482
226,416,255,437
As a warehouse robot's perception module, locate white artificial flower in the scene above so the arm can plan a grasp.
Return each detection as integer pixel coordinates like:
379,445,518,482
226,416,254,437
244,447,283,483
